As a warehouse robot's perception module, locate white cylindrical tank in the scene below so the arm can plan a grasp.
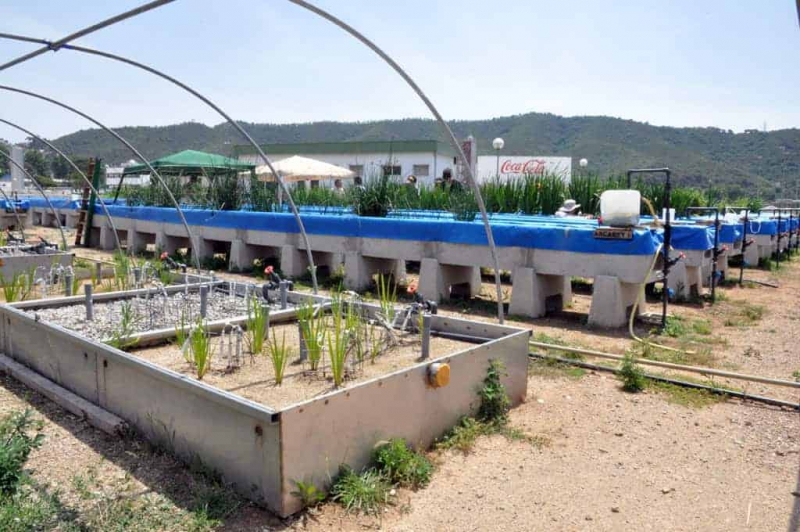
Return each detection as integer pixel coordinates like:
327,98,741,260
600,189,641,226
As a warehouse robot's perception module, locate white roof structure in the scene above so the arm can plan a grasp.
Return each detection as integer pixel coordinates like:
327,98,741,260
251,155,355,182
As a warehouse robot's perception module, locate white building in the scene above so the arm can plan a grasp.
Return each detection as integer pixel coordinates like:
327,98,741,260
106,161,150,188
234,140,460,187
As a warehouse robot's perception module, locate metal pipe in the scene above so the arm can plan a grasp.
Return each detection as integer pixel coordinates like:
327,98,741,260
279,280,288,310
529,340,800,389
64,271,74,296
627,168,672,329
0,148,68,250
0,85,201,270
84,283,94,321
529,354,799,411
287,0,504,323
421,313,431,359
0,1,174,72
3,39,320,293
739,208,751,285
199,285,209,318
0,118,123,253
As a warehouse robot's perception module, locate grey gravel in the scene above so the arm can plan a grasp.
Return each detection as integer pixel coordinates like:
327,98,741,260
27,289,282,342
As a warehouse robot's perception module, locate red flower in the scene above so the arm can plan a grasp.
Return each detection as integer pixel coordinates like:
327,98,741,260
265,265,274,275
407,280,418,295
160,251,169,260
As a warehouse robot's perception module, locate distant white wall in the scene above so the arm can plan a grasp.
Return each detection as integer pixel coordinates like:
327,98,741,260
239,152,458,188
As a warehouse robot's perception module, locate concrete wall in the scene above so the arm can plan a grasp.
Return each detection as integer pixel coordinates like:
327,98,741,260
0,252,73,280
0,294,529,517
278,316,529,515
0,303,283,510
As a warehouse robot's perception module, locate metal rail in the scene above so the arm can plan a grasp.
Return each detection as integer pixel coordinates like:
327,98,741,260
0,85,200,270
0,148,68,250
0,118,123,254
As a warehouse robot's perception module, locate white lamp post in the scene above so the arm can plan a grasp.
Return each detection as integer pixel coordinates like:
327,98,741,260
492,137,505,177
579,158,588,168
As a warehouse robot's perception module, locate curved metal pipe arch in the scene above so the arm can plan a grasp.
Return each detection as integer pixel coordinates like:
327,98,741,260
0,117,124,255
0,32,319,293
287,0,504,322
0,85,202,270
0,148,68,250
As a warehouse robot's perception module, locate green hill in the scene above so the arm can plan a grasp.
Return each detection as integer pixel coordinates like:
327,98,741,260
48,112,799,198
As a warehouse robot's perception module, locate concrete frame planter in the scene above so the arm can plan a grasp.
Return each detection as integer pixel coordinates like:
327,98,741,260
0,286,529,517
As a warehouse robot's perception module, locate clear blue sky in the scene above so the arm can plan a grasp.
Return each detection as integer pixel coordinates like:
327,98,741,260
0,0,798,143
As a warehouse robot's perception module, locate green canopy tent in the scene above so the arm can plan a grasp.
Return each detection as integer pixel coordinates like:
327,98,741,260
122,149,254,176
117,149,256,204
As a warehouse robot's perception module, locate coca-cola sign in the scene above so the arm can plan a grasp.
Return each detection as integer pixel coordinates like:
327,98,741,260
477,155,572,182
500,159,546,175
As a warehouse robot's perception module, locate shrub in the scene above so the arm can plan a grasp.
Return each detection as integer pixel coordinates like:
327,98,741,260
373,439,432,489
245,296,269,354
0,410,44,496
619,353,646,393
477,359,511,425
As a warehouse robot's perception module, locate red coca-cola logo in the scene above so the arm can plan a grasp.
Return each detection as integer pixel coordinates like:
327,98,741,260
500,159,546,175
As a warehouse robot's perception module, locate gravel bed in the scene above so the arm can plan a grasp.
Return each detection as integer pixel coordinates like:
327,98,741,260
27,290,280,342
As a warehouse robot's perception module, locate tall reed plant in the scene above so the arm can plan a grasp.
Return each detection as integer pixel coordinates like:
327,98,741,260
297,299,325,371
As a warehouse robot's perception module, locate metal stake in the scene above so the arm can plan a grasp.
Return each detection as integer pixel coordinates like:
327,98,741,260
84,284,94,321
199,285,209,318
421,313,431,359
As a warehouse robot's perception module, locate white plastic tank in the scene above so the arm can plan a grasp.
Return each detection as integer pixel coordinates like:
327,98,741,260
600,189,641,226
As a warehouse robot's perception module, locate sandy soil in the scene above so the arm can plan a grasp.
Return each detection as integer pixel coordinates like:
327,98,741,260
131,322,469,410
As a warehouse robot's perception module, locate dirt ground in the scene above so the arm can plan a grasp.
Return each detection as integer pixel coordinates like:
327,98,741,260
2,225,798,531
131,323,469,410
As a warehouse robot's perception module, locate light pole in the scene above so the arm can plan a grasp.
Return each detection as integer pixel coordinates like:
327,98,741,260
579,158,588,178
492,137,505,177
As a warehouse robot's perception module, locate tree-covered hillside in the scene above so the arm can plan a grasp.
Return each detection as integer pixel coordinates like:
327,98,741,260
41,113,800,197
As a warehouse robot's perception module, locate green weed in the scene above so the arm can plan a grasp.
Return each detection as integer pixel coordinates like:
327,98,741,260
291,480,325,507
245,295,269,354
619,354,646,393
330,466,390,515
373,439,432,489
189,318,214,380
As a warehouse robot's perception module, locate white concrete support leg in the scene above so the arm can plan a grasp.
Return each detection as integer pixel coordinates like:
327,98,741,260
65,213,79,229
344,253,372,291
280,245,309,278
666,260,690,301
155,231,180,256
128,231,148,255
509,268,571,318
589,277,644,328
717,252,729,280
418,258,447,302
229,239,257,271
589,275,627,328
191,236,214,262
393,259,407,283
99,226,116,251
42,212,54,227
743,244,759,267
509,267,546,317
686,265,703,296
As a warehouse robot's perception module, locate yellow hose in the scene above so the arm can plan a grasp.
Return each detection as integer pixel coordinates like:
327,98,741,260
641,197,662,226
628,242,694,355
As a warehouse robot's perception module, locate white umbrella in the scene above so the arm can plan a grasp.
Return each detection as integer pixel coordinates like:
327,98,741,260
251,155,355,182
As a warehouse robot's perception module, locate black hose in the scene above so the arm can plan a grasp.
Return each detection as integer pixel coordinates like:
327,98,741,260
528,353,799,411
